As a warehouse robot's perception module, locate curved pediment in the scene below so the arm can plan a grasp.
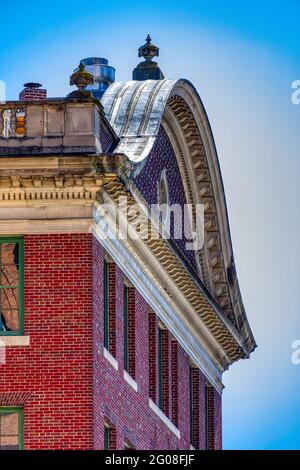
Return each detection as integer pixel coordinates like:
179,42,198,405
101,79,256,353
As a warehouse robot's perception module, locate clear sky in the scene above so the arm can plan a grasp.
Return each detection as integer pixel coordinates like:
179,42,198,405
1,0,299,450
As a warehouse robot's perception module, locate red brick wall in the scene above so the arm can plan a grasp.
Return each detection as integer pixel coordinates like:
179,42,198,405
0,233,94,449
214,389,222,450
206,385,222,450
0,233,222,450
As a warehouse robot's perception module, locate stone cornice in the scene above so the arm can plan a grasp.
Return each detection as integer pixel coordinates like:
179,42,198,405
99,180,249,366
0,154,126,205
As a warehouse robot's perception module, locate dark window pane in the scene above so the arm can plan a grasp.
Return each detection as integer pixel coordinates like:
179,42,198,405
0,243,19,267
0,412,18,435
0,310,19,332
0,288,19,311
0,243,19,287
0,412,19,450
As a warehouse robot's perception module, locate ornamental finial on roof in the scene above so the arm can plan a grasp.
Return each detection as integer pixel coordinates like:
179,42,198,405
133,35,164,81
138,34,160,62
68,61,94,99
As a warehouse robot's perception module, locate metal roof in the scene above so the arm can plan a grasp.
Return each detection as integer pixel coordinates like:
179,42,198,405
101,79,177,162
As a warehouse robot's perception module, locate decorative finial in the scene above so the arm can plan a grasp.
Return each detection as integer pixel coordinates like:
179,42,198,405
138,35,159,62
133,35,164,81
68,61,94,98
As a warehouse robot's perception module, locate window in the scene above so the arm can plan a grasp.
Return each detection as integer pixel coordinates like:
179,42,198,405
104,259,109,349
158,170,169,225
124,440,135,450
0,238,24,335
104,423,116,450
104,425,110,450
0,408,23,450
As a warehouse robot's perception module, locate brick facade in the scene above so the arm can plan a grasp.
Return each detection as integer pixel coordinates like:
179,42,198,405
0,233,222,450
134,125,198,271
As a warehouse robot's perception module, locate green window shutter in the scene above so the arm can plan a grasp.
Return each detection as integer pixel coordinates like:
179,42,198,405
0,238,24,336
123,285,129,372
104,259,109,349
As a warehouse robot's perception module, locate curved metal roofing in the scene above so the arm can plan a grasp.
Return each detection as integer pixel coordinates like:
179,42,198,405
101,79,177,162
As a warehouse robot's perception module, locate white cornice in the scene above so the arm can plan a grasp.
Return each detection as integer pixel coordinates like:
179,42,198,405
92,201,225,394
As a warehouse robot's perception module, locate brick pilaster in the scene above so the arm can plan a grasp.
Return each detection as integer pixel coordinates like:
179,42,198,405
127,287,136,379
108,262,116,357
171,339,179,427
148,311,157,402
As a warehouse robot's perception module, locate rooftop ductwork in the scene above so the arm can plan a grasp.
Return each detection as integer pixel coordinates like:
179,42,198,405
78,57,115,99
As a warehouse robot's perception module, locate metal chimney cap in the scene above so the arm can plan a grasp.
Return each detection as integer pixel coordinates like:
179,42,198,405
23,82,43,89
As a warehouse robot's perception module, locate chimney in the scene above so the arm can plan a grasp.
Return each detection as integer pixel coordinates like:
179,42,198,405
19,82,47,101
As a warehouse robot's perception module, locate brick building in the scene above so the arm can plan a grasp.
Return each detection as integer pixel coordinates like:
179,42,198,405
0,37,256,450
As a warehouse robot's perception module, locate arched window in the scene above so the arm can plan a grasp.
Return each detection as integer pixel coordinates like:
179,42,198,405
158,169,169,225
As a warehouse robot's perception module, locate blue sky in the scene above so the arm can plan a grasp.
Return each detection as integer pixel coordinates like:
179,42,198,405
1,0,300,449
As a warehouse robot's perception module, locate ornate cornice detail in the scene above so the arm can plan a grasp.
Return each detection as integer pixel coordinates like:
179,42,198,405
166,95,240,329
0,154,123,205
0,174,110,202
101,179,248,365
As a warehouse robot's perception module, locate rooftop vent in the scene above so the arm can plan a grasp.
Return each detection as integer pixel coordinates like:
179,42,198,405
78,58,115,99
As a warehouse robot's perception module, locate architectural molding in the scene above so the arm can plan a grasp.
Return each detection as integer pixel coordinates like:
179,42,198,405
0,336,30,346
101,78,256,352
93,198,227,393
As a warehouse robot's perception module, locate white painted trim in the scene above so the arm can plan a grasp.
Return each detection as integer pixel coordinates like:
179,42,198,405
92,204,224,394
190,444,195,450
124,371,138,391
103,347,119,370
0,336,30,346
149,399,180,439
0,219,92,235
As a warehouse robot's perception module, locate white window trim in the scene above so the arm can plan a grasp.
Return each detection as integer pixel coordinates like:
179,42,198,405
149,398,181,439
124,370,138,391
0,336,30,346
103,347,119,370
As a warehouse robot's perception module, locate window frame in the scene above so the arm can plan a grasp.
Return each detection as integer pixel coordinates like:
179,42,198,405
0,407,24,450
0,237,24,336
